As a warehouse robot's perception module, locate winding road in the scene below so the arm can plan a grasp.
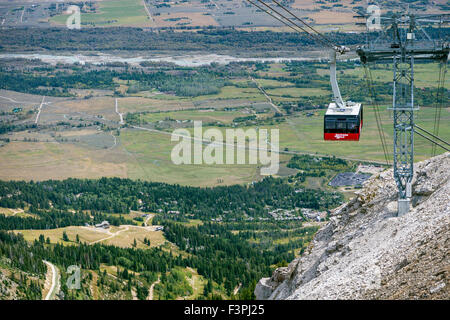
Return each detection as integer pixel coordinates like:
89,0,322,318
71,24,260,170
110,132,118,149
147,276,161,300
143,213,154,227
43,260,59,300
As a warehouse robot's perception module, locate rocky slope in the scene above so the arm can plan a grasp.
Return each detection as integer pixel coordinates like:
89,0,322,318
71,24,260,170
255,153,449,300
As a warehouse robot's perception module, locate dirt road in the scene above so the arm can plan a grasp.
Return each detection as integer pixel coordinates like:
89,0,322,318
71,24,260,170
147,276,161,300
115,98,124,125
89,226,130,244
43,260,59,300
9,208,24,216
251,77,285,115
35,96,46,124
142,0,158,30
143,213,155,227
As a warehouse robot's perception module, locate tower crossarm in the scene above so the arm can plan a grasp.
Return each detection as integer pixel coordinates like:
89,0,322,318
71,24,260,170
357,47,449,63
356,11,448,216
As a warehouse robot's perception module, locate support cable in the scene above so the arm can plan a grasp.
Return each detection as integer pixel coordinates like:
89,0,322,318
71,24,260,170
268,0,338,48
431,61,447,156
245,0,313,36
246,0,335,49
414,125,450,147
363,63,391,166
414,130,450,152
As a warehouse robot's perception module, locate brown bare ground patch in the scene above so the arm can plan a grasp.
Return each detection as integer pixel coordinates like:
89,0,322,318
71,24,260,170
292,0,321,10
58,129,102,137
14,226,107,244
71,89,114,98
0,142,128,181
0,208,13,215
14,225,165,249
293,0,356,11
309,10,357,25
102,225,165,249
154,12,219,28
53,97,117,121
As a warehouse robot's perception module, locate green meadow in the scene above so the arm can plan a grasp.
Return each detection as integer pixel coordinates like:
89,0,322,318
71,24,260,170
50,0,150,27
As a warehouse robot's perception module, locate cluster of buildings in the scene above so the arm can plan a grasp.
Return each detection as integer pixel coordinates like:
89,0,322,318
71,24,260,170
268,209,302,221
95,221,110,229
301,209,328,222
208,208,328,223
85,221,110,229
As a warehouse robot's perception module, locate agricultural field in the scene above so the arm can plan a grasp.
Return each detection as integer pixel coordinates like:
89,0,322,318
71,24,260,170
339,63,450,90
2,0,446,29
0,57,448,186
136,108,260,124
49,0,152,27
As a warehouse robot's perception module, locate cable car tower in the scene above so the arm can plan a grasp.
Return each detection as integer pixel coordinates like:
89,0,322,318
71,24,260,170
244,0,449,216
357,12,449,215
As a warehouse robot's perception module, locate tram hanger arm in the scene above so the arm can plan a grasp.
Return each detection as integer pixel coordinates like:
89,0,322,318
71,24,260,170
330,46,350,108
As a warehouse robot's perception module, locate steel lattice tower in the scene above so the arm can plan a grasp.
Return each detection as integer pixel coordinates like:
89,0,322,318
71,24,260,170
357,13,449,216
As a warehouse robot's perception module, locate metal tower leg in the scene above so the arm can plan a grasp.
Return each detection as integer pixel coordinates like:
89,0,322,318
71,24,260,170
392,56,415,216
356,13,449,217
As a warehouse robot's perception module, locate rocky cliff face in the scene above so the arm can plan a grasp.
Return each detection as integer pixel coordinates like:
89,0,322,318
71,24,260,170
255,153,449,300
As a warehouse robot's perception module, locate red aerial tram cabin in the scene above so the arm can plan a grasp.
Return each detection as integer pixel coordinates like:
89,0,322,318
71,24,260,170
324,102,363,141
